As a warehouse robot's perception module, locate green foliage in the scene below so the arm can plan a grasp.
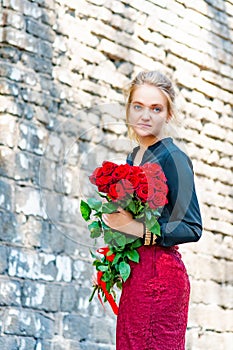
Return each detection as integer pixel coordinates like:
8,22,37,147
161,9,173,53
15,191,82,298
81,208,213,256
119,261,131,282
80,200,91,221
88,221,102,238
126,249,140,263
81,195,162,303
87,198,102,211
102,202,118,213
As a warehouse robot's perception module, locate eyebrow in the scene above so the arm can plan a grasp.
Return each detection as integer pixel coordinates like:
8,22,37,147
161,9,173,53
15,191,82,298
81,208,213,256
131,101,163,107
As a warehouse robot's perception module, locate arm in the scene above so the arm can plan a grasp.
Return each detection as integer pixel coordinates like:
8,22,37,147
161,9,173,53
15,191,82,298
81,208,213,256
157,150,202,247
102,208,144,239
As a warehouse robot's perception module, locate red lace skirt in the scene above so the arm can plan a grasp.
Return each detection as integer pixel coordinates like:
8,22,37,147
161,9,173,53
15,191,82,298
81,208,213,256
116,245,190,350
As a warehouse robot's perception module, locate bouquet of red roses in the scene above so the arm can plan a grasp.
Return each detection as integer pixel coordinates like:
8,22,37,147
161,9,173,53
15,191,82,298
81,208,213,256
80,161,168,315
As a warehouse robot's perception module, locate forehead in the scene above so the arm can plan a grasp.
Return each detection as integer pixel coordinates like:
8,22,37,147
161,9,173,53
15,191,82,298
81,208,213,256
131,84,168,105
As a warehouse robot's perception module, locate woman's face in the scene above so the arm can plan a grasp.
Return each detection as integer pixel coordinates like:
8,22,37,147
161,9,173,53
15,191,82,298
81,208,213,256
128,84,170,145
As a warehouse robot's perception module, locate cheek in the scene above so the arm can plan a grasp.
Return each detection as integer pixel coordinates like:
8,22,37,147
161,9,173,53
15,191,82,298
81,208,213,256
152,115,167,127
128,112,137,125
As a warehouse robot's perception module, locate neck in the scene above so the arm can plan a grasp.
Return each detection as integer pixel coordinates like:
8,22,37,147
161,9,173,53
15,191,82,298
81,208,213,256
138,136,160,148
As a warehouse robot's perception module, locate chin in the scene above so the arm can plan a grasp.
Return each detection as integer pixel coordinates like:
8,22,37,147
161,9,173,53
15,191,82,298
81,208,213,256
136,130,155,137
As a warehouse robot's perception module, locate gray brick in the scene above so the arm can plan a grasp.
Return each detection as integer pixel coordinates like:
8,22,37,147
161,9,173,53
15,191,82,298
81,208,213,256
18,337,36,350
26,19,55,42
0,245,8,273
15,151,40,182
18,122,48,155
61,284,77,312
0,180,12,211
40,223,65,254
21,53,53,75
0,278,21,306
2,27,39,53
8,248,57,281
4,308,54,338
22,280,61,312
0,146,15,178
91,316,115,344
38,40,53,59
0,210,16,242
15,186,46,218
0,114,17,148
0,336,18,350
63,315,90,341
0,79,19,96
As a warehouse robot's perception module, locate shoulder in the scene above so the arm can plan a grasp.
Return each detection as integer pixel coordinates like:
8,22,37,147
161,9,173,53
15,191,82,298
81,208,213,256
126,145,139,165
162,140,193,171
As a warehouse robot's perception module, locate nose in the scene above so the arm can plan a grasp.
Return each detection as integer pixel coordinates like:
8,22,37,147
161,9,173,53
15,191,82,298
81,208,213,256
141,106,150,120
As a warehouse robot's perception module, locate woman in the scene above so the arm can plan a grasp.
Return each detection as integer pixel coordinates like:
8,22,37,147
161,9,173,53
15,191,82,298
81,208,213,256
102,71,202,350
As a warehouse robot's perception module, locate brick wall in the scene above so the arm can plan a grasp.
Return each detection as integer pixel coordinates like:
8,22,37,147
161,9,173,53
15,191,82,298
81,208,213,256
0,0,232,349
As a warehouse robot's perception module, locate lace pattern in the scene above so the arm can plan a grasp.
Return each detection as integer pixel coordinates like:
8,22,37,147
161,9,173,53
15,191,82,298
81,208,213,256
116,245,190,350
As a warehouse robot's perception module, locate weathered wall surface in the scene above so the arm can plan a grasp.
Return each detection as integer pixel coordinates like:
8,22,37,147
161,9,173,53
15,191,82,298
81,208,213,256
0,0,232,349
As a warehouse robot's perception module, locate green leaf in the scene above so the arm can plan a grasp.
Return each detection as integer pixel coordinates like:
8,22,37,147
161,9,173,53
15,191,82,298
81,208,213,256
119,261,131,282
124,235,137,245
80,200,91,221
127,200,136,214
126,250,140,263
151,209,160,217
98,265,108,272
115,233,126,248
89,286,98,302
106,249,114,257
102,202,118,213
104,229,113,244
145,210,152,220
150,221,161,236
112,253,122,265
87,198,102,211
96,191,108,198
101,271,112,282
88,221,102,238
90,250,97,259
131,238,143,249
146,215,157,230
116,280,122,289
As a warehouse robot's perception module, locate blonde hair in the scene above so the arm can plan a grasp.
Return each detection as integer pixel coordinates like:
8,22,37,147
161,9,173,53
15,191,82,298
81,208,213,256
124,71,177,141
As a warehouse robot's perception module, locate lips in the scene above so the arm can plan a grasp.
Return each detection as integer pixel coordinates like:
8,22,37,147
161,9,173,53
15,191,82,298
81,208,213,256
137,123,151,127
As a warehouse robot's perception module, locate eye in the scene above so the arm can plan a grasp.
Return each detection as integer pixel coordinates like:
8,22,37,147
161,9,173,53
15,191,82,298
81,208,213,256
133,104,142,111
152,106,162,113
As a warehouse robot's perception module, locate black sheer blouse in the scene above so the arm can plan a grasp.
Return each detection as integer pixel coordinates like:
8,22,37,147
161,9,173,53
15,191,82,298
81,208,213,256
126,137,202,247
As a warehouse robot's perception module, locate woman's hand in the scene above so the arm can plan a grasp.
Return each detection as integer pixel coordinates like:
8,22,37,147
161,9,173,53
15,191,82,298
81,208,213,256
102,208,133,231
102,208,144,238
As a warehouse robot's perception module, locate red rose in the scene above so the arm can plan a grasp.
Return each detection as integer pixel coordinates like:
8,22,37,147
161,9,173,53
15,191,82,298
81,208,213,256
108,182,125,201
136,183,149,202
153,179,169,195
97,175,112,186
112,164,131,181
96,175,113,193
121,179,134,194
89,167,103,185
125,174,141,190
137,171,147,184
101,161,118,175
108,184,118,200
147,185,156,201
98,184,110,193
108,179,133,201
141,163,167,182
149,192,168,209
130,166,143,176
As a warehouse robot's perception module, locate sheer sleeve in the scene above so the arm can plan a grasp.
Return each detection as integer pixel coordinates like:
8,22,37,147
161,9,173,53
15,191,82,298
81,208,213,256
157,150,202,247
